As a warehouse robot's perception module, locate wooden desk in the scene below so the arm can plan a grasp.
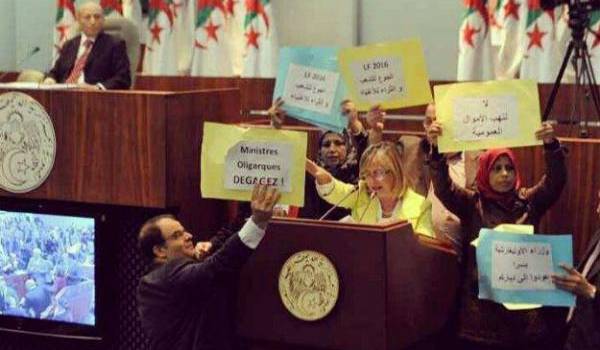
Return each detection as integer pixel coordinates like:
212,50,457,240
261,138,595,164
0,87,241,235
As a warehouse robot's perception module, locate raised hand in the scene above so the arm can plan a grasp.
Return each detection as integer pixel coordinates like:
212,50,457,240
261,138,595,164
305,158,333,185
268,97,286,129
341,100,364,134
423,103,442,146
194,241,212,260
250,184,281,229
534,121,556,144
366,104,385,132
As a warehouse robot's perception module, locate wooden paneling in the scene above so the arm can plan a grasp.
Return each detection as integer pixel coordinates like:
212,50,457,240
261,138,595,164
0,88,241,235
0,89,167,207
0,72,18,82
238,219,458,350
134,75,238,91
165,88,242,235
133,75,276,122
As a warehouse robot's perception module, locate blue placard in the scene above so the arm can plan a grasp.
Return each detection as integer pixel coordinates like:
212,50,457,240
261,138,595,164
476,229,575,307
273,47,348,133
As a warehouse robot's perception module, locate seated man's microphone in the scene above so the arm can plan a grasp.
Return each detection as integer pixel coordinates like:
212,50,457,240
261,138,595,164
0,46,41,82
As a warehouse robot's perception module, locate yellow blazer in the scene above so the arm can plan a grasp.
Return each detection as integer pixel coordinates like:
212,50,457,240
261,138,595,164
320,179,434,237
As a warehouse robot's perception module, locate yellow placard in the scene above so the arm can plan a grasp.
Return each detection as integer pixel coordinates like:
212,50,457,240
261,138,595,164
338,39,433,111
434,80,542,153
200,122,307,206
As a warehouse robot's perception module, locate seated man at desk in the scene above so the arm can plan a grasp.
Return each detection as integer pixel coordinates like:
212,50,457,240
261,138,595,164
43,1,131,90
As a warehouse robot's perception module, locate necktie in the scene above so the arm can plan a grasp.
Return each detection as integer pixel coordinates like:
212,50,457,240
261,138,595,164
65,39,94,84
567,239,600,322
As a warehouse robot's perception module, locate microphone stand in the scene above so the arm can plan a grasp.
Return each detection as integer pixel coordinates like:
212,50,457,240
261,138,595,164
318,184,359,221
358,191,377,223
0,46,41,83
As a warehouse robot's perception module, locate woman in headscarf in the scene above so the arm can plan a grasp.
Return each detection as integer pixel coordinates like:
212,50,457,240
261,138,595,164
269,98,384,220
426,119,567,350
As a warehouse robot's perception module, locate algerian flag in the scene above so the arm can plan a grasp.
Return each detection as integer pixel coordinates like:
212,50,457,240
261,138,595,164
489,0,504,46
241,0,279,77
143,0,179,75
100,0,123,17
457,0,495,81
53,0,78,62
584,11,600,84
123,0,144,44
190,0,242,76
519,3,563,83
495,0,528,79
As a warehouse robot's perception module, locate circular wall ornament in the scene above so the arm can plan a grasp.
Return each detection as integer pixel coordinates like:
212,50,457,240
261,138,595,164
0,92,56,193
278,250,339,321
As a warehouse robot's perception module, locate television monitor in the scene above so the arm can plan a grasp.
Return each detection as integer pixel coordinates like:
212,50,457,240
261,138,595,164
0,201,104,340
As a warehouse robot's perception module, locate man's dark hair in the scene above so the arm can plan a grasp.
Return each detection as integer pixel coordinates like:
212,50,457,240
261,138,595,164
138,214,175,261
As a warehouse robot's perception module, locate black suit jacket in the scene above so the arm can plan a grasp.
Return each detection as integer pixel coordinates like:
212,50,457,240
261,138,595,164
565,229,600,350
137,234,253,350
48,31,131,89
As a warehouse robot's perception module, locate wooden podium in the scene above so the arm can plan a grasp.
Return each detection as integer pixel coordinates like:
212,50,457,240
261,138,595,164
237,218,460,350
0,87,241,235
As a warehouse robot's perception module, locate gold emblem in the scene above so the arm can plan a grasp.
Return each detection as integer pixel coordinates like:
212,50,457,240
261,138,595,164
278,250,339,321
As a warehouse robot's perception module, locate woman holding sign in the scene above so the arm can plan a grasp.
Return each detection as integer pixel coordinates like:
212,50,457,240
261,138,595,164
306,141,434,236
270,98,384,220
426,118,567,349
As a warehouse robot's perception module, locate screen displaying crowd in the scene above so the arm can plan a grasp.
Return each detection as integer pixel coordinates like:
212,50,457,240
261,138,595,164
0,211,95,326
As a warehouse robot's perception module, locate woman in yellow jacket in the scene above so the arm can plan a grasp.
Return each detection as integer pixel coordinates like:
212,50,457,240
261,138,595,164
306,141,434,237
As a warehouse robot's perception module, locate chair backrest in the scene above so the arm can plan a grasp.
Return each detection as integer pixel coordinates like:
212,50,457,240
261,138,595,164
102,17,140,85
17,69,45,83
72,17,140,85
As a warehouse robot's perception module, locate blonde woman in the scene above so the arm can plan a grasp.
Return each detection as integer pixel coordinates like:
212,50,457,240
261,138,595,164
306,141,434,236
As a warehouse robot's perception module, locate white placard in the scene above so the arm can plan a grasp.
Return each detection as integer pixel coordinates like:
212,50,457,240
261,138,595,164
224,141,293,192
282,63,339,115
350,56,406,103
491,241,555,290
452,95,519,141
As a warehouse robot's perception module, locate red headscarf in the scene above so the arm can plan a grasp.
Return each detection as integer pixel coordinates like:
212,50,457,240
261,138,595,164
476,148,522,207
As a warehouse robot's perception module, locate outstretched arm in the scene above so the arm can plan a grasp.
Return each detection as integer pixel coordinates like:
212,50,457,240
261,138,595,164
424,103,475,220
171,185,280,288
522,122,567,215
305,158,357,209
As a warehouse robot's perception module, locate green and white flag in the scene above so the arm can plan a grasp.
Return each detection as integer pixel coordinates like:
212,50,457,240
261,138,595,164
143,0,179,74
457,0,495,81
519,3,563,82
190,0,242,76
53,0,78,62
241,0,278,77
494,0,528,79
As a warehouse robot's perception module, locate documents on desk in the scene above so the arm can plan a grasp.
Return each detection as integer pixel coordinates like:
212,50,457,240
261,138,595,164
0,82,78,90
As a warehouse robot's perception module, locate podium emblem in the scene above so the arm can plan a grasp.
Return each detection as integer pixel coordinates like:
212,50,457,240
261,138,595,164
0,92,56,193
278,250,339,321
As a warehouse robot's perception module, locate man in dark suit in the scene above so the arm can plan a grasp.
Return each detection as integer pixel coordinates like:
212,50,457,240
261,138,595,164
44,1,131,90
137,185,280,350
553,190,600,350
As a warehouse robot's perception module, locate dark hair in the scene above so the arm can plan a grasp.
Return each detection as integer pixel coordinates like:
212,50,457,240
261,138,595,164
138,214,174,261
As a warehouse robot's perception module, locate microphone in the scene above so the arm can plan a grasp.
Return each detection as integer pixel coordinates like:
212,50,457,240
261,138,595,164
0,46,41,83
318,184,359,221
358,191,377,223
